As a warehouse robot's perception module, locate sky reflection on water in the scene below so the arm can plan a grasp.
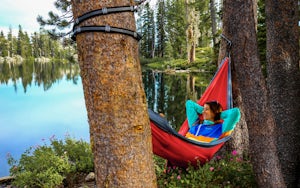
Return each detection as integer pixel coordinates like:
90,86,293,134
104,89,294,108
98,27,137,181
0,77,89,177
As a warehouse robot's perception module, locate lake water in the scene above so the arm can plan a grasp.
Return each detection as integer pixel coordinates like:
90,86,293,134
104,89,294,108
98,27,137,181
0,60,211,177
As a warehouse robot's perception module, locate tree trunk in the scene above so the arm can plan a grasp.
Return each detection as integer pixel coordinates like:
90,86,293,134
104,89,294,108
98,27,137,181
217,11,250,158
210,0,217,47
185,0,199,63
223,80,250,155
70,0,157,187
210,0,219,65
222,0,285,187
265,0,300,187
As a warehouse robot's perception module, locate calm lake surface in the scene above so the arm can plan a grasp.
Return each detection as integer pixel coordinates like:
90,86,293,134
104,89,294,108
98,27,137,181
0,60,212,177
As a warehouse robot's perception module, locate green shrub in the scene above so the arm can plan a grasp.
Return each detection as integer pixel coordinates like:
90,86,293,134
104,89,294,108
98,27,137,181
154,150,257,188
51,136,94,173
7,145,70,188
7,136,93,188
8,136,256,187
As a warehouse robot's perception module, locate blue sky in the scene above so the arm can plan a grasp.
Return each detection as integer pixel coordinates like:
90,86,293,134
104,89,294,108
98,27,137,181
0,0,57,35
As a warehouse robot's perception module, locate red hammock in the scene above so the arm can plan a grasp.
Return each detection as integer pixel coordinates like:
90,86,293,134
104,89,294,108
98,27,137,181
149,57,232,168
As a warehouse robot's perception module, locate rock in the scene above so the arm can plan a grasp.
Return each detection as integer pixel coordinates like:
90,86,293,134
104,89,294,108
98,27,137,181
85,172,95,182
0,176,14,188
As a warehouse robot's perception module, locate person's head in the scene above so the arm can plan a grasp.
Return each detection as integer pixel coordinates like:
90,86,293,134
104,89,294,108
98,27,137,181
203,101,222,122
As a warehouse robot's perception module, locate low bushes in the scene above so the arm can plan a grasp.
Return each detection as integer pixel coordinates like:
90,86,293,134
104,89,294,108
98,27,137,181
155,151,257,187
7,137,256,187
7,136,93,187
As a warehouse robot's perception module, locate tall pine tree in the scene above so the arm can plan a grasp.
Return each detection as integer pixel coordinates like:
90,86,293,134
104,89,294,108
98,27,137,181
165,0,187,58
139,3,156,58
156,0,167,58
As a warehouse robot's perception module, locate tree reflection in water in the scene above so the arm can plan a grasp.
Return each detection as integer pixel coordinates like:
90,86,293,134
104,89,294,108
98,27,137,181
142,70,212,130
0,58,81,93
0,59,212,130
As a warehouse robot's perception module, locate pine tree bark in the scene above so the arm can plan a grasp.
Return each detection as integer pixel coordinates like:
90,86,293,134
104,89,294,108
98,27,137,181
70,0,157,187
185,0,199,63
222,0,285,187
210,0,217,47
265,0,300,186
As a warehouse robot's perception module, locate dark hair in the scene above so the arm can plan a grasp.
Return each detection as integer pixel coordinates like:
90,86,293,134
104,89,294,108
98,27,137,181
205,101,223,121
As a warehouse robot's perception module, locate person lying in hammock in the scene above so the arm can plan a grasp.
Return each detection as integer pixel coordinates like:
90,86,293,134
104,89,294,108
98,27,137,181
185,100,241,143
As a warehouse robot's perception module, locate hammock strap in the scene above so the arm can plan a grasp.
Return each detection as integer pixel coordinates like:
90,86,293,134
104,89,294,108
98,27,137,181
71,25,141,41
74,6,136,27
71,5,142,41
227,57,233,109
220,34,233,108
220,34,232,58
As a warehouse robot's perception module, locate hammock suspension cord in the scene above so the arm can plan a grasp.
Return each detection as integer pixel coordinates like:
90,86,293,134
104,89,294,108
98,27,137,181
220,34,232,57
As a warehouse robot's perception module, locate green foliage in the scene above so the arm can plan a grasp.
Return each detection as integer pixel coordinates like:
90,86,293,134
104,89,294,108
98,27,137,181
7,137,256,187
0,27,76,61
0,31,8,56
192,47,216,71
7,145,70,187
138,2,156,58
165,0,187,59
37,0,72,37
7,136,93,188
33,0,223,62
144,47,217,72
155,151,257,188
257,0,267,76
195,0,209,46
155,0,168,58
51,136,94,173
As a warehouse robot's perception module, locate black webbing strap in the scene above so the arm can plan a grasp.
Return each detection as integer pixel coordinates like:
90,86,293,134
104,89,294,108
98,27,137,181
74,6,136,27
71,25,142,41
71,5,141,41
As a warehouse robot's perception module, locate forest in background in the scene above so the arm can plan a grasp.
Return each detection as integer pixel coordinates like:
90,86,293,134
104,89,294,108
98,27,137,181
0,26,76,63
0,0,283,70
